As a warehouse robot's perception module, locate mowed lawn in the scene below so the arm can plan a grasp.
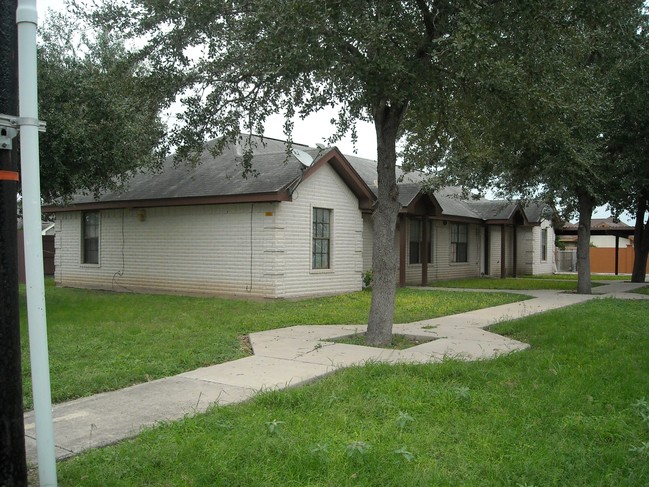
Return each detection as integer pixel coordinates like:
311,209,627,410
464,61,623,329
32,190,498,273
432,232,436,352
19,281,528,409
524,273,632,281
427,276,599,290
633,286,649,295
57,298,649,486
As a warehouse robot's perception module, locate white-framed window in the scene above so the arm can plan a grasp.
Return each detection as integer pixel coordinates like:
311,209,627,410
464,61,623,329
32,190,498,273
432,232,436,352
409,218,433,265
82,211,100,264
541,228,548,261
312,207,331,269
450,223,468,263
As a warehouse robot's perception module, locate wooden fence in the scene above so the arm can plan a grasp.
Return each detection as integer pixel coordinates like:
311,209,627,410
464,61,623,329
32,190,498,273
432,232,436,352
17,231,55,283
555,246,649,274
590,246,648,274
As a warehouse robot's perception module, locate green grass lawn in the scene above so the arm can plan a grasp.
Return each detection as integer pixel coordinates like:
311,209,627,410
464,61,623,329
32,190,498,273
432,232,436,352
19,281,527,409
428,276,604,290
524,273,631,281
632,286,649,295
57,299,649,486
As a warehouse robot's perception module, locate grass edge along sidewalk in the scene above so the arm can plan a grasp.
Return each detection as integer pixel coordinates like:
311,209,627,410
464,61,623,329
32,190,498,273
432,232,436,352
55,298,649,486
20,283,528,409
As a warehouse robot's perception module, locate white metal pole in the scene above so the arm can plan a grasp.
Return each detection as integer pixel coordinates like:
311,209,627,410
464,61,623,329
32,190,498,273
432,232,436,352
16,1,58,485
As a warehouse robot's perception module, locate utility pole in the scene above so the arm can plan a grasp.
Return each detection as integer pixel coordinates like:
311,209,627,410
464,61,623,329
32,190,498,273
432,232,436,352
0,0,28,484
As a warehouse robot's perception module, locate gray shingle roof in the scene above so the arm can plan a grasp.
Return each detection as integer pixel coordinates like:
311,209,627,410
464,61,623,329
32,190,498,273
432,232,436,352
521,202,550,224
344,157,485,220
467,200,518,220
57,136,549,225
69,137,311,205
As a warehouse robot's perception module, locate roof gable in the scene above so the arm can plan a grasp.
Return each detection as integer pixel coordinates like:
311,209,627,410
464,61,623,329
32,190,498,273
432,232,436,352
301,147,375,210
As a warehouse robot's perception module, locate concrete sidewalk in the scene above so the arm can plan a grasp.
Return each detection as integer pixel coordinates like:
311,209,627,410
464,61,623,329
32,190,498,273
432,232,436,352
24,280,648,463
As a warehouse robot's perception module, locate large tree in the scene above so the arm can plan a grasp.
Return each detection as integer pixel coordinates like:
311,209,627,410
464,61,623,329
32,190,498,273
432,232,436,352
406,0,645,293
81,0,478,345
82,0,623,341
607,19,649,282
37,11,171,201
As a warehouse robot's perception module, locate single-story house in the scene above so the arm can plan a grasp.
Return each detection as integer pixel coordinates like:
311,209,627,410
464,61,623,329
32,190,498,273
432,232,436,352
43,136,555,298
555,217,639,274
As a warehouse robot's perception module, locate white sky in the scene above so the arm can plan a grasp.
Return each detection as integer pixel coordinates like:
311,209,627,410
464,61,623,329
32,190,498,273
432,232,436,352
34,0,631,223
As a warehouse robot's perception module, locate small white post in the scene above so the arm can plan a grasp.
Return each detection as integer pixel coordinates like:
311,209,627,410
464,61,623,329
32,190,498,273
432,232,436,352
16,0,58,485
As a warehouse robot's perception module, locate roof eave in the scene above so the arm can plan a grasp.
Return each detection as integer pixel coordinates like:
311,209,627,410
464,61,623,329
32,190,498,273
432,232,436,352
42,191,293,213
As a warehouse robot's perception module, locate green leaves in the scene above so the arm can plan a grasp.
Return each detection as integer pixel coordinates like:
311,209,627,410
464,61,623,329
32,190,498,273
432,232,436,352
38,10,171,200
393,446,415,462
265,419,284,435
395,411,415,430
345,440,370,459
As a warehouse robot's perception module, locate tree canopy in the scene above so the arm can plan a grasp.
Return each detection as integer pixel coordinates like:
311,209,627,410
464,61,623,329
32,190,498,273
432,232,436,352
79,0,648,340
37,11,171,201
404,0,647,292
83,0,505,344
606,17,649,281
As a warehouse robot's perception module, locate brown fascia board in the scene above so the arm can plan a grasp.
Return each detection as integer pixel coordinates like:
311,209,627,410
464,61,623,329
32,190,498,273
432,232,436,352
426,214,484,224
302,147,376,210
485,219,539,227
486,209,536,226
42,191,293,213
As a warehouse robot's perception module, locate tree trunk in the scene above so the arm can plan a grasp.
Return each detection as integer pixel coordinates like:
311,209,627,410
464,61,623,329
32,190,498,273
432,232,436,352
366,101,406,346
576,192,594,294
631,195,649,283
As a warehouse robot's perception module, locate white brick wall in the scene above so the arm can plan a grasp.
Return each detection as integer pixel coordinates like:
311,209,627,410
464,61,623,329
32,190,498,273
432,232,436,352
516,226,534,275
532,220,555,274
56,204,277,297
488,225,515,277
360,219,483,285
486,221,555,277
54,163,364,298
423,221,481,282
362,214,374,273
54,175,557,297
274,164,363,297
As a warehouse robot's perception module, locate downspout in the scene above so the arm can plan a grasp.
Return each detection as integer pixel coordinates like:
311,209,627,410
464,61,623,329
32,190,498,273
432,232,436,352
484,225,490,276
247,203,253,292
17,0,57,485
421,218,428,286
512,224,518,278
500,224,506,278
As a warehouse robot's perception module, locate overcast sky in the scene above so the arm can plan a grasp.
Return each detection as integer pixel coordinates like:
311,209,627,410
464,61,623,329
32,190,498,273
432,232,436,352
34,0,630,223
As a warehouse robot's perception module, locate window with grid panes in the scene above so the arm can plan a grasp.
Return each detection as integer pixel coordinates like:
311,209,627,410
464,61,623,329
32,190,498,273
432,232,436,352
82,211,100,264
450,223,468,263
312,208,331,269
409,218,434,264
